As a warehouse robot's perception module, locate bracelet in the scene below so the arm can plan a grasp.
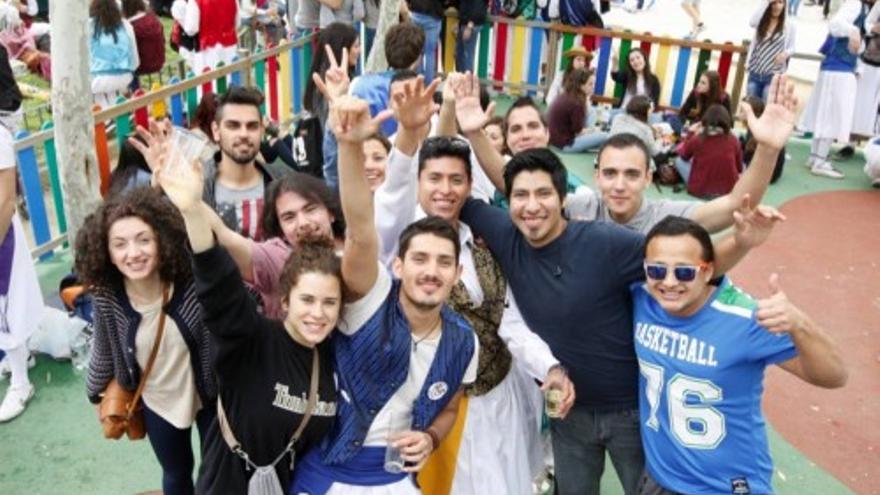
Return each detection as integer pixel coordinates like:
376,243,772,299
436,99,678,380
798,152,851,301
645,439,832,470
425,428,441,451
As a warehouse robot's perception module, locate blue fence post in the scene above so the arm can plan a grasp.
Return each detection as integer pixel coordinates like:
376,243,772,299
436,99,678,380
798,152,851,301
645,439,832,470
15,131,53,259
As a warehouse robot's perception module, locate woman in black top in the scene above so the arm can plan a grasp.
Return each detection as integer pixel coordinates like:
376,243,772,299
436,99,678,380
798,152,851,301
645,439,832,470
154,157,341,494
610,48,662,108
678,70,732,125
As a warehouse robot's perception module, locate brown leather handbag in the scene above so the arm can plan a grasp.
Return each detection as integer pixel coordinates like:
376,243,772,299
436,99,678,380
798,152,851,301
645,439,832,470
99,286,169,440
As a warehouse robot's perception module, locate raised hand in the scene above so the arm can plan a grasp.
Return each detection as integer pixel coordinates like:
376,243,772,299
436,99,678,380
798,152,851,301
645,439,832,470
732,194,786,250
156,158,204,214
391,75,441,131
311,44,350,105
740,74,798,150
452,72,496,134
327,95,392,144
129,119,173,175
756,274,807,334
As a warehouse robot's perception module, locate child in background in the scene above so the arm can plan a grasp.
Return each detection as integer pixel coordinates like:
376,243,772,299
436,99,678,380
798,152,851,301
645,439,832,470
675,104,743,199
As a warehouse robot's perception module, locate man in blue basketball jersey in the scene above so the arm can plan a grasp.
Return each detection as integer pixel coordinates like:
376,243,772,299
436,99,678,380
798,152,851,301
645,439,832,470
631,216,848,495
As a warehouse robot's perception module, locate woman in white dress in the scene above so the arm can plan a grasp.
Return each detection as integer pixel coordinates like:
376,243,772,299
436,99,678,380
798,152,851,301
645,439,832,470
0,47,42,422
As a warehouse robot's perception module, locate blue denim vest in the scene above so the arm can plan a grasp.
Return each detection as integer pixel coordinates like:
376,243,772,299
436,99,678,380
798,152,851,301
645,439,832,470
321,280,476,465
820,4,869,72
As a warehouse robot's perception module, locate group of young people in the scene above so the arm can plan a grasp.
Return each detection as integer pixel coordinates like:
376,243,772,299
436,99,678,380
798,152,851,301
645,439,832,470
0,6,859,495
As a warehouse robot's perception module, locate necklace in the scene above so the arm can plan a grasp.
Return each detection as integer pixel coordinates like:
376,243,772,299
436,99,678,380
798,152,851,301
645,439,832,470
411,319,441,353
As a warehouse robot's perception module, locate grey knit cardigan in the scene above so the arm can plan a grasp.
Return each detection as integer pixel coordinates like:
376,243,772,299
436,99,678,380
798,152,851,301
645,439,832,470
85,279,217,405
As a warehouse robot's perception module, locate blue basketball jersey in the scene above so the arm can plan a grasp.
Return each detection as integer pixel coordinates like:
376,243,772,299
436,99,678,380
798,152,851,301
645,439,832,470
631,277,797,495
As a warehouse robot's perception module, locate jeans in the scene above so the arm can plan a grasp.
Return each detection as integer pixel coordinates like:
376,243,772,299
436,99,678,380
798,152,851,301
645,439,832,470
636,470,681,495
562,131,610,153
455,23,480,72
746,71,774,102
674,156,692,183
411,12,442,82
322,125,339,192
788,0,802,15
143,404,214,495
551,407,645,495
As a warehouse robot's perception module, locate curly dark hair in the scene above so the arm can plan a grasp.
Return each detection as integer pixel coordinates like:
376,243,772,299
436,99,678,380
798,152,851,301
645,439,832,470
277,237,343,303
75,187,192,290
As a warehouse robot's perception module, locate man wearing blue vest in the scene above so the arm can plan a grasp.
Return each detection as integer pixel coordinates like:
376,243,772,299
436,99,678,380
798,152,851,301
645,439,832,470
291,89,479,493
632,216,847,494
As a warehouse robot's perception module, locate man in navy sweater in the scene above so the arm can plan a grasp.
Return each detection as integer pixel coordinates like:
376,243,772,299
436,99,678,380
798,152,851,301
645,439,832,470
459,148,779,495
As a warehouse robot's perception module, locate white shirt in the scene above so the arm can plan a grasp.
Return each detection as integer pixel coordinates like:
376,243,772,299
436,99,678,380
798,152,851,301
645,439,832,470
374,147,559,383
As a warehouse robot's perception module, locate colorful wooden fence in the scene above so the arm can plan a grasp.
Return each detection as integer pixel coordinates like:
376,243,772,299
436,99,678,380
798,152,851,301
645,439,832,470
441,15,750,110
13,35,316,259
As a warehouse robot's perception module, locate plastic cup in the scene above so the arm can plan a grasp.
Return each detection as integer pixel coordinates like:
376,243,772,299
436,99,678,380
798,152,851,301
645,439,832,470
163,128,206,177
384,412,406,473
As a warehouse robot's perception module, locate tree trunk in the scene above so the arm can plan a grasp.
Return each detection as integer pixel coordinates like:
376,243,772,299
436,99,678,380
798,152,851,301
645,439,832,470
364,0,401,73
50,0,101,250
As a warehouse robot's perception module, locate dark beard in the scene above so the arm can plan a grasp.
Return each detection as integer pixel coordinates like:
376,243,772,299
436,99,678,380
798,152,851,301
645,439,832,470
221,142,258,165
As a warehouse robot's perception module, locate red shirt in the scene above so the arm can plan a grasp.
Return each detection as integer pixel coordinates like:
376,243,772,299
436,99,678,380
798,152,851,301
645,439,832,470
680,133,743,199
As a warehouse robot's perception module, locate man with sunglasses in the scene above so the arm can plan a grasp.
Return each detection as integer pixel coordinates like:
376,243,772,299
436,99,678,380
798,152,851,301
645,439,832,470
632,216,847,495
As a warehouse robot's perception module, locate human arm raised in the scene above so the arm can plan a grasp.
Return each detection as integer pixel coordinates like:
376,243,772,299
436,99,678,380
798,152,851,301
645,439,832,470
453,72,505,192
690,74,797,233
712,195,786,276
760,274,848,388
317,73,392,299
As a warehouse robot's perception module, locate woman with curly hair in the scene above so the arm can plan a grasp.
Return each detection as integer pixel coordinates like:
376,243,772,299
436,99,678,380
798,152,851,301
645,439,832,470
76,187,216,495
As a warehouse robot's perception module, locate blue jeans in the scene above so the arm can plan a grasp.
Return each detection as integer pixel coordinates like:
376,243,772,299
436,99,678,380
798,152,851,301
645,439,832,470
551,407,645,495
144,404,214,495
322,125,338,192
455,23,480,72
562,131,610,153
746,71,774,102
788,0,802,15
674,156,692,183
411,12,442,82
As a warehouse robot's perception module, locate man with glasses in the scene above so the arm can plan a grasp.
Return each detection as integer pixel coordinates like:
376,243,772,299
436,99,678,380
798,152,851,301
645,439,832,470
632,215,847,494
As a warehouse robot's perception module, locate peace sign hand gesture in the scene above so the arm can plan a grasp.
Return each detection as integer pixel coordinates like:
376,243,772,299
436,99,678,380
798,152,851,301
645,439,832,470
311,44,351,105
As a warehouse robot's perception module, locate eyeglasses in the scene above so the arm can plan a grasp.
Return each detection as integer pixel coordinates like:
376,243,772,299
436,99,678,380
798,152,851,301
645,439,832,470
643,263,708,282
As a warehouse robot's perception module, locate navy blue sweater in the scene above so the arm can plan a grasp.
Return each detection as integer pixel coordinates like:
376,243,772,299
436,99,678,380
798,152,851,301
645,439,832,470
461,199,645,411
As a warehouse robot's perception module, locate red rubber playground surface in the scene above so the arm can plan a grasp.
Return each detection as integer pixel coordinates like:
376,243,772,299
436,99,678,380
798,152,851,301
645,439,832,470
730,190,880,495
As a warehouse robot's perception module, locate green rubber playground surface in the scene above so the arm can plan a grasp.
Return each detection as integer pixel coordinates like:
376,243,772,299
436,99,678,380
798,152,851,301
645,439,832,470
1,104,872,493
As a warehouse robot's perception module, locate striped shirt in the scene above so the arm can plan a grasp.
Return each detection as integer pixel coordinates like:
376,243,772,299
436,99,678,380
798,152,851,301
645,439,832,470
749,30,786,75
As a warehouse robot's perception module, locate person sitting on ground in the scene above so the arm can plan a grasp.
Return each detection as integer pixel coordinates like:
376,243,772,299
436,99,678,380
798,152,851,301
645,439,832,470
739,95,785,184
609,95,662,169
547,68,609,153
610,48,662,110
546,46,594,107
677,70,731,131
676,104,743,200
89,0,140,109
0,0,50,80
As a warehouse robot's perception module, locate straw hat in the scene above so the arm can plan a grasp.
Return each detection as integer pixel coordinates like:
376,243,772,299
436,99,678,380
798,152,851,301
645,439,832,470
562,46,591,60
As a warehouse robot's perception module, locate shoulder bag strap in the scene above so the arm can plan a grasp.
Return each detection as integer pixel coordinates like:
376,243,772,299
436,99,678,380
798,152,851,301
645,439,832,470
127,284,170,418
216,346,321,468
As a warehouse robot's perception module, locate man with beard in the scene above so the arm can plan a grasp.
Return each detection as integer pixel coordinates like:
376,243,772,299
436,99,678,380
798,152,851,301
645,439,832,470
202,86,286,241
291,91,480,494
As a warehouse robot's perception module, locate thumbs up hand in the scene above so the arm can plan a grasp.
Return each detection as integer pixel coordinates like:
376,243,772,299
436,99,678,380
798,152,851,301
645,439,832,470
756,273,807,335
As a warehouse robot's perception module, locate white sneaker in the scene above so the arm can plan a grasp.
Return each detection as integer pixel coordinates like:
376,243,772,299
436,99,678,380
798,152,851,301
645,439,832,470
811,161,845,179
0,384,35,422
